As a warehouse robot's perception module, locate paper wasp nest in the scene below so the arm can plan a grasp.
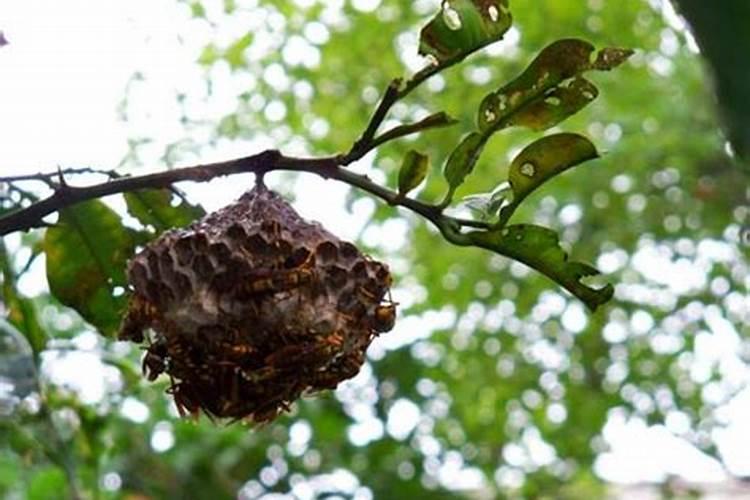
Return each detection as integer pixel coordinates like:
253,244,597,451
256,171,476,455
119,185,395,423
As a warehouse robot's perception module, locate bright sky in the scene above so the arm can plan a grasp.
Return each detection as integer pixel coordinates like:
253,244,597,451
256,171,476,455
0,0,747,493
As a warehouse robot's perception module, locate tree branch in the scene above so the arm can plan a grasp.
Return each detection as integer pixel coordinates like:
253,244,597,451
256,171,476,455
0,148,479,237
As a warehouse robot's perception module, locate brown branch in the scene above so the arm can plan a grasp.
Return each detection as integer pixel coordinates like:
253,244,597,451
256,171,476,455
0,148,479,237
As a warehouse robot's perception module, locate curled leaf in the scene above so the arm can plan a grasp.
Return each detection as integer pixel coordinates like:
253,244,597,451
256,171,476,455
457,182,513,220
478,38,633,132
419,0,512,63
467,224,613,310
398,150,430,197
507,133,598,205
44,200,136,335
443,132,485,194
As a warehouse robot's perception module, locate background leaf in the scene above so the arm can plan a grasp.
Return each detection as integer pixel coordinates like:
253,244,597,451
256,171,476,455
44,200,135,335
124,188,205,234
672,0,750,165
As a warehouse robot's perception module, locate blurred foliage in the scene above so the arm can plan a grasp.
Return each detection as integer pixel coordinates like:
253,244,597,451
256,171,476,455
1,0,748,499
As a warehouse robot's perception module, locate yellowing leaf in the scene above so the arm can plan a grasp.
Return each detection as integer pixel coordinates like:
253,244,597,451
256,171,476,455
507,133,598,205
44,200,135,335
507,77,599,131
478,39,633,132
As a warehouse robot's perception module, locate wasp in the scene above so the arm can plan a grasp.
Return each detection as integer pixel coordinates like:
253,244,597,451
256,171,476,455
168,381,201,418
237,267,315,297
142,340,168,381
264,332,344,370
119,294,158,343
372,302,397,333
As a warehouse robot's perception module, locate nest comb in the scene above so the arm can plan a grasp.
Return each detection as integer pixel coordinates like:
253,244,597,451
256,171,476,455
119,185,395,423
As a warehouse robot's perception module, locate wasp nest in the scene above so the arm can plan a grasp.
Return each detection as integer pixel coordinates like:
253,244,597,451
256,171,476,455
119,185,395,423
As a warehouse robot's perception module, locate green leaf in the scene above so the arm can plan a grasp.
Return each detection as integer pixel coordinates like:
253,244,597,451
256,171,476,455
198,44,220,65
28,467,67,500
467,224,613,310
225,32,253,70
478,38,633,132
0,241,46,353
398,150,430,197
124,189,205,234
419,0,512,63
44,200,136,336
506,133,599,205
443,132,485,195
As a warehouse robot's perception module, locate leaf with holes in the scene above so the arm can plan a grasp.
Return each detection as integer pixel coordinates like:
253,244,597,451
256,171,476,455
398,150,430,197
125,189,205,235
443,132,485,196
478,38,633,132
419,0,512,63
507,77,599,131
506,133,598,207
44,200,136,335
467,224,613,310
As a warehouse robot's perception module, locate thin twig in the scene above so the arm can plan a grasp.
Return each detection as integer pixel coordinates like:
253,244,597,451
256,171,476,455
0,167,116,184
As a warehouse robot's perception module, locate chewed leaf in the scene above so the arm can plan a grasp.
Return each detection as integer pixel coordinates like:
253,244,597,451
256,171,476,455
467,224,613,310
125,189,205,235
398,150,430,197
507,133,598,205
419,0,512,63
443,132,485,193
592,47,635,70
507,77,599,131
478,39,633,132
44,200,136,335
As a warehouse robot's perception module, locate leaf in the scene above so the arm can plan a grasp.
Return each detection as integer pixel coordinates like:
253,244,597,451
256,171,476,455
419,0,512,63
506,133,598,205
443,132,485,194
28,467,67,500
507,77,599,131
478,38,633,132
674,0,750,162
44,200,136,336
124,189,205,234
467,224,613,310
198,44,220,65
0,241,45,353
398,150,430,197
458,182,513,219
225,32,253,69
0,318,37,399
